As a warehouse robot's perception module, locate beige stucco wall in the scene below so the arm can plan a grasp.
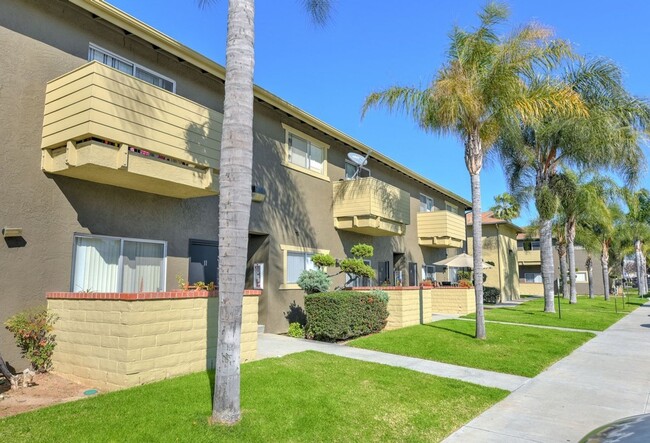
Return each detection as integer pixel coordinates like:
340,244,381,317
468,224,520,301
430,288,476,315
47,292,258,390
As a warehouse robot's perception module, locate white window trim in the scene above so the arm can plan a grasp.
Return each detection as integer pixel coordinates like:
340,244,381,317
71,233,167,292
280,244,329,290
89,43,176,93
344,160,371,180
281,123,330,182
419,193,434,212
575,271,589,283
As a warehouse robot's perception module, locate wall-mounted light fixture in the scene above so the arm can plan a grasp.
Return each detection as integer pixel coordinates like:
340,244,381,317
2,227,23,238
251,185,266,203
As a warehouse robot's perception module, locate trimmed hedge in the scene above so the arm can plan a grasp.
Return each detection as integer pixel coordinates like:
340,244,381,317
483,286,500,304
304,291,389,342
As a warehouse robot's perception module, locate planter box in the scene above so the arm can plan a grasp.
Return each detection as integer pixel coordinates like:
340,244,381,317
353,287,431,330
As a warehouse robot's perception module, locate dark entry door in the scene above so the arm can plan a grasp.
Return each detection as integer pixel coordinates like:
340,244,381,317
408,262,418,286
188,239,218,285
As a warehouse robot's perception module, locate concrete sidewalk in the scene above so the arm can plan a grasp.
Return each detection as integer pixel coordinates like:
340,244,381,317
257,333,529,391
444,303,650,443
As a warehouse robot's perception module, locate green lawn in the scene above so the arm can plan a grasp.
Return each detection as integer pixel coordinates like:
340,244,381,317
349,320,594,377
1,351,507,442
465,295,647,331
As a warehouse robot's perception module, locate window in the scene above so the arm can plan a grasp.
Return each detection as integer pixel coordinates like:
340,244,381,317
521,240,541,251
377,261,391,285
345,160,370,180
282,124,329,179
445,202,459,214
281,244,329,289
88,44,176,92
346,260,371,287
524,273,542,283
72,234,166,292
419,194,434,212
575,272,588,283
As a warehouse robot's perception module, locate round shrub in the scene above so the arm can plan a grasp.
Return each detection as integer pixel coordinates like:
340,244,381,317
297,269,331,294
287,322,305,338
304,291,388,342
483,286,501,304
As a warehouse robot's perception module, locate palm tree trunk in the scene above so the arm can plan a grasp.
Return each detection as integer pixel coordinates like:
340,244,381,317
586,256,594,299
635,239,644,296
641,252,648,296
540,218,555,312
558,243,568,299
470,176,486,339
566,219,577,304
466,134,485,340
601,242,610,301
212,0,255,426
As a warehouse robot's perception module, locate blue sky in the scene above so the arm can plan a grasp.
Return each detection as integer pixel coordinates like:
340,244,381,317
108,0,650,226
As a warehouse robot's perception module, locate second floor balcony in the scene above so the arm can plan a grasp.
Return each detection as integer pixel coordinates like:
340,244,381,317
417,210,465,248
41,62,222,199
518,249,542,265
332,177,410,236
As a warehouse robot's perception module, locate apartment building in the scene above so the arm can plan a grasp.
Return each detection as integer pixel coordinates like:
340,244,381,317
466,212,523,301
517,234,606,296
0,0,472,365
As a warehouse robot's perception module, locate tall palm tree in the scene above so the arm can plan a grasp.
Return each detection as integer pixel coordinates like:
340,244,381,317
498,58,649,312
200,0,331,425
362,2,576,338
490,193,520,221
621,189,650,296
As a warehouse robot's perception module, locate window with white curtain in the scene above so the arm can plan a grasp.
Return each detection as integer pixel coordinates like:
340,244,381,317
72,234,166,292
88,44,176,92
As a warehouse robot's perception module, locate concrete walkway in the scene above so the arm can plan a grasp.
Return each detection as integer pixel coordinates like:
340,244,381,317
257,333,529,391
444,302,650,443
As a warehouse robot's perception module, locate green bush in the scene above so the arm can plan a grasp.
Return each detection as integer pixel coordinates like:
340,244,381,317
297,269,331,294
4,306,58,372
304,291,388,342
483,287,500,304
287,322,305,338
369,289,390,303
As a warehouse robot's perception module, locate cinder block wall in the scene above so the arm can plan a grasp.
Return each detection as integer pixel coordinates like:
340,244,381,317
519,283,545,296
354,287,432,330
47,290,259,390
431,288,476,314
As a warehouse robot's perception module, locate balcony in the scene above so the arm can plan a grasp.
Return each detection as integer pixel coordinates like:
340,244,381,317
518,249,541,265
417,210,465,248
41,62,222,199
332,177,410,236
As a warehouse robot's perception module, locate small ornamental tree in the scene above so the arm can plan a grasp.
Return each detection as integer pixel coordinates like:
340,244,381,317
310,243,376,288
297,269,331,294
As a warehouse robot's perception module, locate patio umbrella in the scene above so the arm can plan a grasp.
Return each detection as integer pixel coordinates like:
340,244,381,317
433,253,493,269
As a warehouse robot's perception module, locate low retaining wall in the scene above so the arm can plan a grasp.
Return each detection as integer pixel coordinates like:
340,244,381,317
353,287,432,330
519,283,545,296
430,287,476,315
47,290,260,390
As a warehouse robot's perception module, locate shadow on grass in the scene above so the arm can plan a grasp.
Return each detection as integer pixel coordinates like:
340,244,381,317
424,323,475,338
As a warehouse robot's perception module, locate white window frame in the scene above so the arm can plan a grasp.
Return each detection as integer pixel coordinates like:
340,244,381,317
445,201,459,214
88,43,176,93
419,194,434,212
575,271,588,283
422,264,436,282
280,244,329,289
524,272,542,283
344,160,371,180
71,233,167,292
281,124,329,181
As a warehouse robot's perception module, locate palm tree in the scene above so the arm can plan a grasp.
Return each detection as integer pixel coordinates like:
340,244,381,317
621,189,650,296
498,58,649,312
200,0,331,425
490,193,520,221
362,2,576,338
552,214,570,299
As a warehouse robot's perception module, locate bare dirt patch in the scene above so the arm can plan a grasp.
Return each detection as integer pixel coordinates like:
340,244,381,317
0,373,93,418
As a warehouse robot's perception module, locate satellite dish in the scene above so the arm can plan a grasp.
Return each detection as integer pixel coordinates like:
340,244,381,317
347,152,368,166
